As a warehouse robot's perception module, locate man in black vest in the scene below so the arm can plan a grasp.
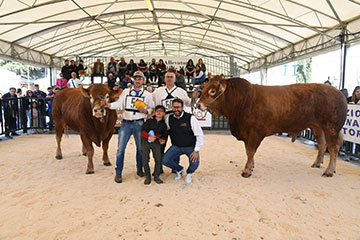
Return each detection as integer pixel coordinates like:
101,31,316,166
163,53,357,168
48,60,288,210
162,98,204,183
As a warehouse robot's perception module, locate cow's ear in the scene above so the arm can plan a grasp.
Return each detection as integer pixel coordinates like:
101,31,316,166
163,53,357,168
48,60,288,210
220,79,227,92
110,88,123,101
79,86,90,97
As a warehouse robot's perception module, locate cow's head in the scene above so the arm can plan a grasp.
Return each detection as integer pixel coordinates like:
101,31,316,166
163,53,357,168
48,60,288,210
80,84,122,122
197,75,226,115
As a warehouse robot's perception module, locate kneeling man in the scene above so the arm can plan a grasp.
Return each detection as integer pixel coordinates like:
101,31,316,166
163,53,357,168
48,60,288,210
162,98,204,183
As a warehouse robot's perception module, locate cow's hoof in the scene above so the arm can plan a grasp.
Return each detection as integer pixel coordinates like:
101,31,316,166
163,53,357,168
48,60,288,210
86,171,95,174
103,162,112,166
311,163,321,168
56,155,62,160
322,172,333,177
82,153,87,156
241,172,252,178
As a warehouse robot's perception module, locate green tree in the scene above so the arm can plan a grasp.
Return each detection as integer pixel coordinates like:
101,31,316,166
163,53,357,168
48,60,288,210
0,59,46,79
296,58,312,83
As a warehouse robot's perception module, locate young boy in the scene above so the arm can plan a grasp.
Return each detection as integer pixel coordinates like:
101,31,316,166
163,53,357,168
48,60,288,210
141,105,168,184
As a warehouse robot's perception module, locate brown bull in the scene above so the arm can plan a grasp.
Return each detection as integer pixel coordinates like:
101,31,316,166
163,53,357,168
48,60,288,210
52,84,121,174
198,76,347,178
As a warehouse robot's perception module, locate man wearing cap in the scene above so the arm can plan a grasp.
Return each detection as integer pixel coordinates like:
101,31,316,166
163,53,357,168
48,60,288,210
105,71,154,183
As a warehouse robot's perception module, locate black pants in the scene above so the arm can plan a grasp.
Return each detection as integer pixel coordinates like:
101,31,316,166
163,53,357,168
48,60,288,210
4,112,16,135
149,72,157,83
141,139,162,175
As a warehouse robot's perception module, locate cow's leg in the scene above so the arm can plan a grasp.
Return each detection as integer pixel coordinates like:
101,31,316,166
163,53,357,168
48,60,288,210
242,133,263,178
82,144,87,156
311,127,326,168
55,120,65,160
80,134,95,174
322,129,341,177
102,133,113,166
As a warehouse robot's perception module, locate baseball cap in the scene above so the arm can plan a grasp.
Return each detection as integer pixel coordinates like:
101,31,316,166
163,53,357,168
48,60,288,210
133,71,145,79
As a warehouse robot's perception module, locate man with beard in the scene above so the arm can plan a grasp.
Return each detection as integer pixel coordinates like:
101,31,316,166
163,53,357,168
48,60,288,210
162,98,204,183
105,71,154,183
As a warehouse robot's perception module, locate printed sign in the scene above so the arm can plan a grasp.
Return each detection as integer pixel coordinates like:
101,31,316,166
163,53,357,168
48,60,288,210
124,96,145,112
161,98,176,114
343,104,360,144
192,109,212,128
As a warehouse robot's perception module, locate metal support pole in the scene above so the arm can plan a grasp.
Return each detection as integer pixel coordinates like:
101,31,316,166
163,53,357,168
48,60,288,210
49,67,53,87
339,32,347,90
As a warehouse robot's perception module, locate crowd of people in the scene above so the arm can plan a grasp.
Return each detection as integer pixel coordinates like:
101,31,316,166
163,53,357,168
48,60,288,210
57,57,209,91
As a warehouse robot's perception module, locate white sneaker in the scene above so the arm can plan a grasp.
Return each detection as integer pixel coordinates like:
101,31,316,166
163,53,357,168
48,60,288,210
175,168,185,180
185,173,194,183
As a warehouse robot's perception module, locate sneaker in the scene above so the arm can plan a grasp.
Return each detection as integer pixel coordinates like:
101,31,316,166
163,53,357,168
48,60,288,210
175,168,184,180
5,135,13,139
185,173,194,184
11,132,19,136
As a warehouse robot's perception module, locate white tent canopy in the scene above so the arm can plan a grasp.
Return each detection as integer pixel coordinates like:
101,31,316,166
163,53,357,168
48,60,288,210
0,0,359,71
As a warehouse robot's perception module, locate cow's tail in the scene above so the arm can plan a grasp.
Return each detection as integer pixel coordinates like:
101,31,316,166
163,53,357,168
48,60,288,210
64,125,69,137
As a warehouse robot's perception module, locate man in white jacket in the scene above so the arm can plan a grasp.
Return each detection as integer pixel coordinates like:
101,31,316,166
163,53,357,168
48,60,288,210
106,71,154,183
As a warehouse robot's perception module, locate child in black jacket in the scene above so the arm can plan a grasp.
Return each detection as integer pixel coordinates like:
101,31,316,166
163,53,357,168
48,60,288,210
141,105,168,184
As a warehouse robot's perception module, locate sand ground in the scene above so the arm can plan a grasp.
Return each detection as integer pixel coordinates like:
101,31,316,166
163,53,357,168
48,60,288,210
0,133,360,240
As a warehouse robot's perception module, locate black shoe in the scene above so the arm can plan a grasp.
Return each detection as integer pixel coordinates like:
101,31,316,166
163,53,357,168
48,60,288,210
144,176,151,185
114,174,122,183
137,170,145,177
5,135,13,139
154,176,163,184
11,132,19,136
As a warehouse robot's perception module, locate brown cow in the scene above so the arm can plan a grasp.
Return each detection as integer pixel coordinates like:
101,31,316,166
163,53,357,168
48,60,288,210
52,84,122,174
198,76,347,178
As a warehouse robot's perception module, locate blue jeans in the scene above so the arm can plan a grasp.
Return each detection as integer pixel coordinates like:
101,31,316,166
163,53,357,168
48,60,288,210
162,145,199,174
115,120,144,174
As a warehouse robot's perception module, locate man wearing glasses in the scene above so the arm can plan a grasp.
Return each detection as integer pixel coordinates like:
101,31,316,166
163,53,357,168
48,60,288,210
162,98,204,183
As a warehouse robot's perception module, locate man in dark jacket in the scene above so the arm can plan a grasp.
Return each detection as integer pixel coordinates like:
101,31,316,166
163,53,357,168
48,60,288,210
61,59,72,80
2,87,19,138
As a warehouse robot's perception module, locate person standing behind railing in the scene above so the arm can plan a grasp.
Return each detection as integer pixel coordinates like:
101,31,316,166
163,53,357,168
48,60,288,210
25,90,35,128
47,87,55,133
2,87,18,139
33,84,47,130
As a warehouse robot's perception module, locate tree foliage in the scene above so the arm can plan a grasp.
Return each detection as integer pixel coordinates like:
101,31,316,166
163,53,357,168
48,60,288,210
0,59,46,79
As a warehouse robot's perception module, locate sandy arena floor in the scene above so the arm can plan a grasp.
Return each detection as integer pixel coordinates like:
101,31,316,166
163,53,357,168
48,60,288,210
0,132,360,240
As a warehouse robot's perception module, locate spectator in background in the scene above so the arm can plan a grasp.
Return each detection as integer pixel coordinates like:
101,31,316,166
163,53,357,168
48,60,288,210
340,88,348,99
107,57,117,77
107,73,116,90
126,59,138,77
175,69,186,90
146,83,153,93
348,86,360,104
56,73,67,89
117,57,127,81
192,65,206,86
47,87,55,132
185,59,195,84
196,58,206,73
33,84,47,129
91,58,104,84
2,87,19,138
149,58,157,84
157,59,166,87
67,72,82,88
25,90,35,128
70,60,79,78
138,59,149,83
78,59,87,76
122,73,134,89
16,88,23,97
61,59,72,81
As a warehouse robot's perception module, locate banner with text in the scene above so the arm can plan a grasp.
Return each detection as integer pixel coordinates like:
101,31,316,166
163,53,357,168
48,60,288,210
343,104,360,144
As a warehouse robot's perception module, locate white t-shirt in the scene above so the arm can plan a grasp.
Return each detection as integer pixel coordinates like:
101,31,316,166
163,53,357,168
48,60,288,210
67,78,81,88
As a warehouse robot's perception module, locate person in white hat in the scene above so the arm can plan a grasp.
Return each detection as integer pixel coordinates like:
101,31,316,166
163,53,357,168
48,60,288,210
105,70,154,183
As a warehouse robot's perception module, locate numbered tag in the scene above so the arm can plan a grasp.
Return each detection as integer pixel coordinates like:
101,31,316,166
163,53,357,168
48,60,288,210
125,96,145,112
161,98,175,113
